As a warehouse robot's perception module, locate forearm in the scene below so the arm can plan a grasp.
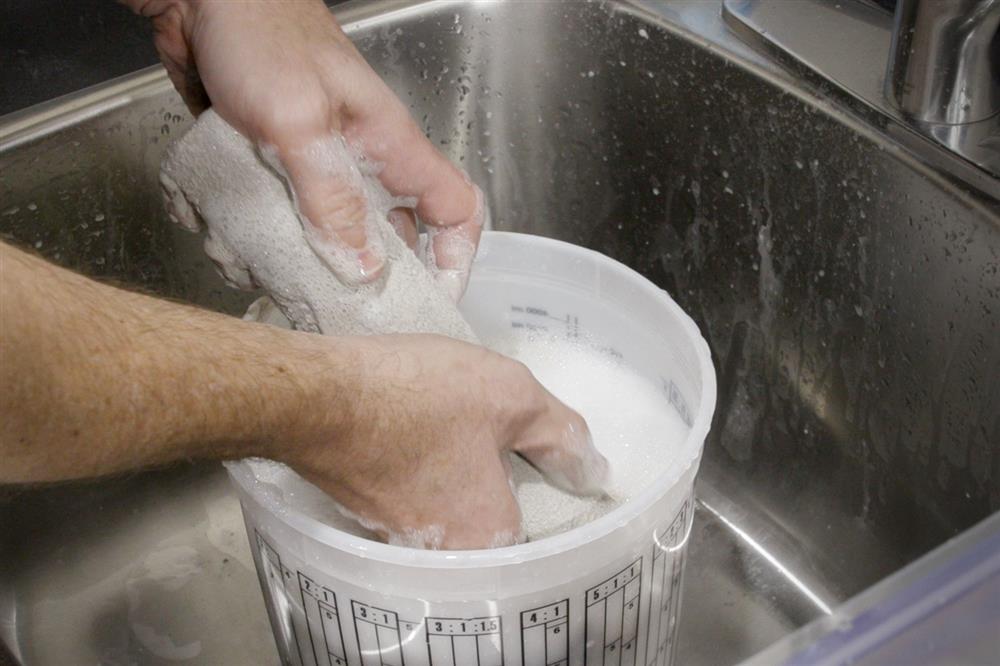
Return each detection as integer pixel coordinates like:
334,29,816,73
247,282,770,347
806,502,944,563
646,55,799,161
0,242,356,483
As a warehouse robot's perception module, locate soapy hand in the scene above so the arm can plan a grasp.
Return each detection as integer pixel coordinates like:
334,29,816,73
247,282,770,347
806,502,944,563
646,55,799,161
283,335,611,549
127,0,482,298
3,242,604,550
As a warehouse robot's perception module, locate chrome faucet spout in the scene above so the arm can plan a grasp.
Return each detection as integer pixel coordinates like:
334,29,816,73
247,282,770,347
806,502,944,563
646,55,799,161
886,0,1000,126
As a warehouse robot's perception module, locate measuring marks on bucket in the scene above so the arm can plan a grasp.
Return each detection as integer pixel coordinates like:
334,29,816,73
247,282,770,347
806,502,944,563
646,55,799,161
426,616,504,666
257,532,322,666
298,574,348,666
351,606,503,666
585,559,642,666
510,305,580,338
644,499,692,666
351,602,434,666
521,600,569,666
257,529,500,666
351,608,504,666
257,525,687,666
257,532,350,666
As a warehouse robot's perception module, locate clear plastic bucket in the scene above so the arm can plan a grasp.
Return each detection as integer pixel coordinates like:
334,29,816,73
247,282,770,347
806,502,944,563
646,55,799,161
227,231,717,666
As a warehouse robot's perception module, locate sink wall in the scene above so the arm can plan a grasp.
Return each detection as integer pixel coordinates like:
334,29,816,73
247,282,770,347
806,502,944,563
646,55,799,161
2,1,998,664
348,1,1000,590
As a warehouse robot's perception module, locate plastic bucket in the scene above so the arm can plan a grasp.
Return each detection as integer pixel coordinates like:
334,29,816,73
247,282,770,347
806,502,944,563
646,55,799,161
227,231,717,666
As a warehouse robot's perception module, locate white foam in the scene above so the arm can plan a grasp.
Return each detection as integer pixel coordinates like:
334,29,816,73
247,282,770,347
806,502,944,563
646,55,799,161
496,331,690,539
246,329,690,544
160,109,477,342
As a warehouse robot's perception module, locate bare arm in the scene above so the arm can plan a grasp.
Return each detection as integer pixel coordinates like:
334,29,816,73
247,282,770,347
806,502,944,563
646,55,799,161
0,243,608,548
0,241,352,481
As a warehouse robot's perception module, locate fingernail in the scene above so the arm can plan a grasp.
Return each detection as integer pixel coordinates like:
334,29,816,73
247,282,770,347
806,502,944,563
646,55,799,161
357,248,385,282
305,223,385,286
434,269,466,303
387,210,406,235
471,185,489,230
388,209,419,251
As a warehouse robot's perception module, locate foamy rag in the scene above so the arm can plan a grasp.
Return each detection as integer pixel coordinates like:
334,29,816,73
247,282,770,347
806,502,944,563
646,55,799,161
160,110,606,543
160,109,477,341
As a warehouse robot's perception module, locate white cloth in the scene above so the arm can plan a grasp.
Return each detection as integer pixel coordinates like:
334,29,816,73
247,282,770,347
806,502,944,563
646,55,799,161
160,109,476,343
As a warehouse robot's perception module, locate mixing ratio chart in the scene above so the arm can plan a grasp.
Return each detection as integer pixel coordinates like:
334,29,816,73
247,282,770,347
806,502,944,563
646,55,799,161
585,560,642,666
351,601,430,666
299,573,348,666
426,616,504,666
521,600,569,666
256,532,323,666
644,501,691,666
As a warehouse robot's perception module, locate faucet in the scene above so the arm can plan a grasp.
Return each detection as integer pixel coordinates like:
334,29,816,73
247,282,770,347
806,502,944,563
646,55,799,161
886,0,1000,173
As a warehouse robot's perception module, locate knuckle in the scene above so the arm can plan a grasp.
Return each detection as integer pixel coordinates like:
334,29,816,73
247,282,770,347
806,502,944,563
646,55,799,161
251,92,330,146
507,358,534,384
298,178,368,230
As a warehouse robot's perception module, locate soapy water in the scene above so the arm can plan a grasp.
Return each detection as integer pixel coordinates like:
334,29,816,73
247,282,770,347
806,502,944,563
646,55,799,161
247,329,690,544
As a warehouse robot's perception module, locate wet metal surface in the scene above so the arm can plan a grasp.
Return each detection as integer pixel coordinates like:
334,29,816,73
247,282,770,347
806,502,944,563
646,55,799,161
1,1,998,664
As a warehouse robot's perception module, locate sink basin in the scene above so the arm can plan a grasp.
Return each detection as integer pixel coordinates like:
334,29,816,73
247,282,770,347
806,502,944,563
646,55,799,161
2,1,998,664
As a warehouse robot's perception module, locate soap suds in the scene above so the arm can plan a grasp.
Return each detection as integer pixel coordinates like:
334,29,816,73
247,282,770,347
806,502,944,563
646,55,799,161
164,110,687,546
496,331,689,539
161,109,477,341
246,330,689,543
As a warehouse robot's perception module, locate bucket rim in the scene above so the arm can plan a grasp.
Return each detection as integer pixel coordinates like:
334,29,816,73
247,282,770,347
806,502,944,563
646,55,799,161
227,230,718,569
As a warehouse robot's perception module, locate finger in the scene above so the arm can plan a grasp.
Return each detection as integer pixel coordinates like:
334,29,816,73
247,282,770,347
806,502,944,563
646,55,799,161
160,172,203,233
387,207,419,253
150,18,211,116
346,99,484,299
348,106,479,227
424,186,485,302
513,393,610,497
203,233,256,291
274,140,385,284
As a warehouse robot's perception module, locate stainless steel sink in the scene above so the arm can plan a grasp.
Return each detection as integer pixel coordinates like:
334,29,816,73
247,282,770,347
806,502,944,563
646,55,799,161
2,1,998,665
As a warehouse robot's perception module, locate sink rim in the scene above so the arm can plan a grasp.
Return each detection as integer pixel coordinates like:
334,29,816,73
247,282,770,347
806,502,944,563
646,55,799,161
2,0,998,664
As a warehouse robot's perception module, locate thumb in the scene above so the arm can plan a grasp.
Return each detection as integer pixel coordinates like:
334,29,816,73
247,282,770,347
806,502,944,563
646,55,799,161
512,394,610,496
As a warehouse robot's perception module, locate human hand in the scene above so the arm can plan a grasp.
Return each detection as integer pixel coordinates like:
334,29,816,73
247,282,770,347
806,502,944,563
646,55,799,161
279,334,610,549
129,0,482,298
2,241,602,549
